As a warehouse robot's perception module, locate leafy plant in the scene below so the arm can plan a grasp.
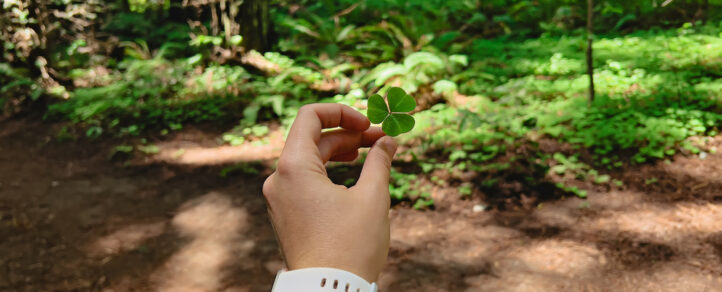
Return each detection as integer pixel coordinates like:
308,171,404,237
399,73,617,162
367,87,416,136
389,169,434,209
359,52,467,94
0,63,44,116
220,163,262,177
222,125,270,146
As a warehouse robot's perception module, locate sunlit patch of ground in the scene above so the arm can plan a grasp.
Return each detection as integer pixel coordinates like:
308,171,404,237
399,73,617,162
88,221,167,256
94,192,257,292
601,262,722,292
533,190,722,243
465,270,589,292
390,210,521,261
150,128,285,165
149,192,251,291
501,239,604,276
583,202,722,242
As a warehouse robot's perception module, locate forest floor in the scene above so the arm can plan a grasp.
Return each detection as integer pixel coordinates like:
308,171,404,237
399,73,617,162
2,118,722,292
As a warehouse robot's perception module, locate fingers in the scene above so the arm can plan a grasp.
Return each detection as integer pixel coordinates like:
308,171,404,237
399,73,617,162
277,103,370,176
355,136,398,198
329,150,359,162
285,104,370,153
318,127,385,163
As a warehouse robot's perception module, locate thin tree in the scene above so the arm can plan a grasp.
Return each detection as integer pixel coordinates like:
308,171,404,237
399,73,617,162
586,0,595,102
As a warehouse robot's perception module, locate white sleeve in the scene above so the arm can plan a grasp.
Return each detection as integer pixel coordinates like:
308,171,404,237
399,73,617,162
271,267,378,292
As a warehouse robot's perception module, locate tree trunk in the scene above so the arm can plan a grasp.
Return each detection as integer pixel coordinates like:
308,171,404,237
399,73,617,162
239,0,271,52
586,0,595,103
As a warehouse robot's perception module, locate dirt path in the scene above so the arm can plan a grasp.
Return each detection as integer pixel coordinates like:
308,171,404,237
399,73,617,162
1,119,721,291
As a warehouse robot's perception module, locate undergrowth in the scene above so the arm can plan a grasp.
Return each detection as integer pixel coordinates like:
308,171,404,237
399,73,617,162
35,15,722,208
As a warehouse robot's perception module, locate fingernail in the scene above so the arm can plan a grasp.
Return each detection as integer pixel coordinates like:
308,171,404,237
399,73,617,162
379,137,398,154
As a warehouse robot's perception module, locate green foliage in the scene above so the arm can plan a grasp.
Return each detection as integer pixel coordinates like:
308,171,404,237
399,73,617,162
551,153,588,176
367,87,416,136
389,169,433,209
458,183,473,196
450,26,722,164
222,125,270,146
104,13,191,54
7,0,722,208
220,163,262,177
360,51,466,94
0,63,43,116
395,24,722,200
128,0,170,13
556,183,588,198
275,8,359,57
46,58,249,136
432,80,458,97
138,144,160,154
46,51,317,137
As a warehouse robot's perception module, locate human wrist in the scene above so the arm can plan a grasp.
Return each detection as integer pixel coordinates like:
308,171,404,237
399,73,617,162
282,223,388,283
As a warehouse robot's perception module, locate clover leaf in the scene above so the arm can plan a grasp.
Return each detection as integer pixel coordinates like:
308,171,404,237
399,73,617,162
367,87,416,136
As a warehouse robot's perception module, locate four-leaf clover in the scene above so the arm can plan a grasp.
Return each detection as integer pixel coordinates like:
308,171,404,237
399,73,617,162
367,87,416,137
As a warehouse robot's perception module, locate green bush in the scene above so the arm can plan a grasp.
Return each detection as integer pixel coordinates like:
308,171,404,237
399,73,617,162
0,63,43,117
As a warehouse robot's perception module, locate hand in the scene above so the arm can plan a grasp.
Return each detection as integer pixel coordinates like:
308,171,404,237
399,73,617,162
262,103,398,282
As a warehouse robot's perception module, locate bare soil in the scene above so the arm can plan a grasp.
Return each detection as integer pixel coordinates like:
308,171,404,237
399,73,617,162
1,118,721,291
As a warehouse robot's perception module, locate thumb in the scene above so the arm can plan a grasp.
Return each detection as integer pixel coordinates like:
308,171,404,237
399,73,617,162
356,136,397,194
